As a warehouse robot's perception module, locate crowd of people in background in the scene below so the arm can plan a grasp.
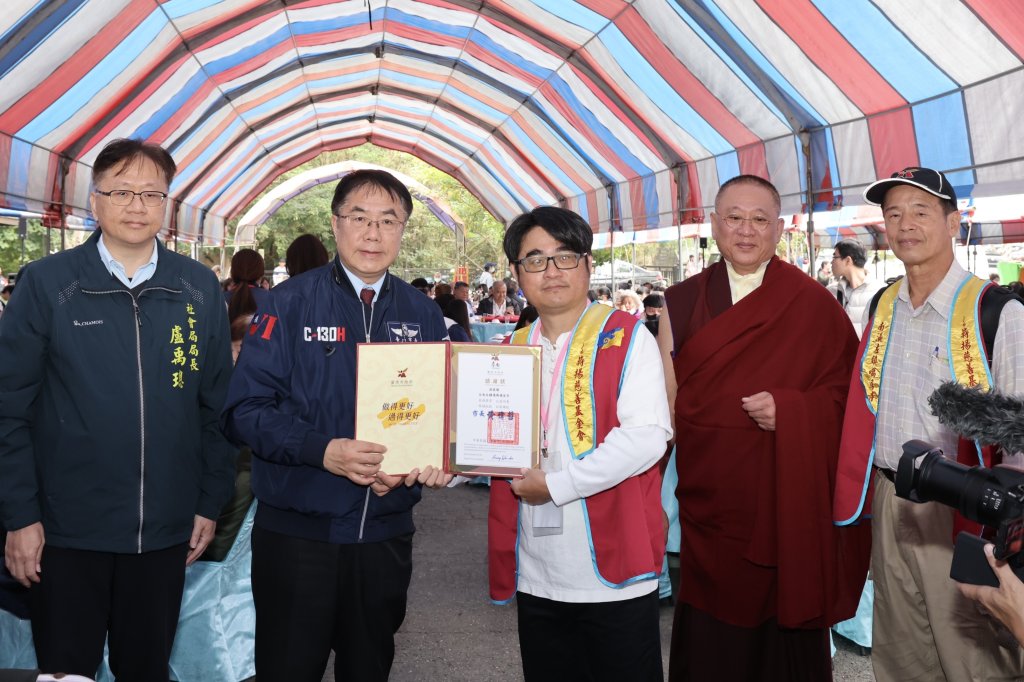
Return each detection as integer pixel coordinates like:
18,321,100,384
8,142,1024,682
405,264,674,349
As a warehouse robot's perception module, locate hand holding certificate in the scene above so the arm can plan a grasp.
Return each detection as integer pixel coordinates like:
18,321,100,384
322,437,385,485
355,342,541,477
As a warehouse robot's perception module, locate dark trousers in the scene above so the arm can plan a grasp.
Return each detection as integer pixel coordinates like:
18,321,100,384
29,543,188,681
251,526,413,682
516,590,662,682
669,603,832,682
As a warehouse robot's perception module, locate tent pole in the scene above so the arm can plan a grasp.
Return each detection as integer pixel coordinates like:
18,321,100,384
59,155,69,252
674,164,685,283
632,239,637,287
677,224,683,282
799,131,816,275
607,183,618,293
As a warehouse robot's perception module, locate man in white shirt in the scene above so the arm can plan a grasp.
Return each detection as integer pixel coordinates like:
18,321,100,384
488,206,671,681
833,166,1024,681
477,262,496,289
827,239,884,338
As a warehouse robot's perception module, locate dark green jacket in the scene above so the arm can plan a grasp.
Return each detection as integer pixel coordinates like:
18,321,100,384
0,231,235,553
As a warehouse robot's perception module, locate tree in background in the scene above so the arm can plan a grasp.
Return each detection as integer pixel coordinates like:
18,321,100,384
230,144,507,282
0,221,91,279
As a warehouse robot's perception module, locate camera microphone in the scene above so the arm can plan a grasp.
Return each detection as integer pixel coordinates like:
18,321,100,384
928,381,1024,455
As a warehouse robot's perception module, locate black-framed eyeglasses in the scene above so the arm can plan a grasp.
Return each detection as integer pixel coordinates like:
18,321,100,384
513,252,586,273
334,213,406,234
93,189,168,207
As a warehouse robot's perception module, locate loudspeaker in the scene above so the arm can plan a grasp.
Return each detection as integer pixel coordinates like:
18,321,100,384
699,237,708,249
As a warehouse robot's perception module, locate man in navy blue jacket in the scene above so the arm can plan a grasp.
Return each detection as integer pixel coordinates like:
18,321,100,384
0,139,235,680
222,169,452,681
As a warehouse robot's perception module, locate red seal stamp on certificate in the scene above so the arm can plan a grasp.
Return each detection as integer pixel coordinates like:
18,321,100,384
487,411,520,445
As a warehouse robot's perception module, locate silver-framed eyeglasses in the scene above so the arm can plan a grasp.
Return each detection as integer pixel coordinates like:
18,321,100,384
94,189,168,207
513,252,586,273
335,213,406,234
720,214,775,231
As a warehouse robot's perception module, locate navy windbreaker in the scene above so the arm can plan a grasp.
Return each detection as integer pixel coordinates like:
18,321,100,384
0,232,235,553
221,260,448,544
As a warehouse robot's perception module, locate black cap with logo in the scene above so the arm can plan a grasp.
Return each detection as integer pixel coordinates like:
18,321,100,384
863,167,957,206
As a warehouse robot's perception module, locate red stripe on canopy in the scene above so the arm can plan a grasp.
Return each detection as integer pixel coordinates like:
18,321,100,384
757,0,906,115
965,0,1024,61
615,8,761,150
867,108,919,177
738,142,769,178
0,1,153,132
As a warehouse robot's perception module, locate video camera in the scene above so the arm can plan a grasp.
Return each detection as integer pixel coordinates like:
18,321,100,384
895,439,1024,586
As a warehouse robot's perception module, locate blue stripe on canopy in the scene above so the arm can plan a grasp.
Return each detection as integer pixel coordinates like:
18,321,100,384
546,77,655,177
814,0,957,102
532,0,608,34
133,70,210,141
503,120,582,197
695,0,827,128
162,0,223,20
600,25,733,156
715,152,740,186
913,93,974,188
17,10,168,140
666,2,790,127
204,26,296,75
0,0,85,80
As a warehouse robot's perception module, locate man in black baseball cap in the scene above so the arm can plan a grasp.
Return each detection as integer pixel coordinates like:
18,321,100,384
863,166,957,210
834,164,1024,680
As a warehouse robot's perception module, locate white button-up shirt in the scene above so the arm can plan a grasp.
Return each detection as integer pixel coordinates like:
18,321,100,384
517,323,671,603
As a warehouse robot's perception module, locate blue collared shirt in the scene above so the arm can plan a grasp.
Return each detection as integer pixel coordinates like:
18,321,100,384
97,235,159,289
340,263,384,303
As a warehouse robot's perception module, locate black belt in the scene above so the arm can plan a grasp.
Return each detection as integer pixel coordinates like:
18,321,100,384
875,466,895,483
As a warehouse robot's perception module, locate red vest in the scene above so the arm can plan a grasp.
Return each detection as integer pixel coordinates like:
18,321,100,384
487,305,665,603
834,276,999,538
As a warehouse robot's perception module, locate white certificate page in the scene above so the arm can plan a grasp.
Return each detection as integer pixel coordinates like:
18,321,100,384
453,351,535,469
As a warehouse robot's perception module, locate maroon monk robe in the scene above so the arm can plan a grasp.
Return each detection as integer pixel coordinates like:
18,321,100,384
667,257,870,631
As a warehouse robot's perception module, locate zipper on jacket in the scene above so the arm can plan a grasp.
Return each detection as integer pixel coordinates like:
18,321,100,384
357,488,372,541
83,285,180,553
131,296,145,552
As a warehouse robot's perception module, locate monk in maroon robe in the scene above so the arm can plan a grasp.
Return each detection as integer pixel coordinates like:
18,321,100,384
659,175,870,681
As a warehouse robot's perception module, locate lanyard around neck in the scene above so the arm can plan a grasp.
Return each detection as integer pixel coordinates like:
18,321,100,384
531,321,571,457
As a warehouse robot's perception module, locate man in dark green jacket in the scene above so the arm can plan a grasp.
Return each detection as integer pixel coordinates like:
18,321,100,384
0,138,235,681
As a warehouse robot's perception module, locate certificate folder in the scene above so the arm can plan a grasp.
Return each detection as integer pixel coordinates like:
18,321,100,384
355,342,541,478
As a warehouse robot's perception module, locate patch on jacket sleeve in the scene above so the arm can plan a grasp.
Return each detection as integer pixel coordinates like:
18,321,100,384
249,313,278,340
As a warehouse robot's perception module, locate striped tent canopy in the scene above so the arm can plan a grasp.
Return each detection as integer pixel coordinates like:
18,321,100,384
1,1,1022,245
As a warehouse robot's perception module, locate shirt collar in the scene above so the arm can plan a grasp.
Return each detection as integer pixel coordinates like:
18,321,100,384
897,259,966,320
339,262,385,302
724,259,770,282
724,258,770,303
96,234,159,287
